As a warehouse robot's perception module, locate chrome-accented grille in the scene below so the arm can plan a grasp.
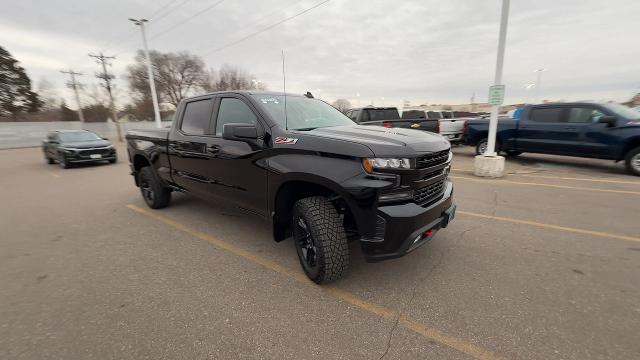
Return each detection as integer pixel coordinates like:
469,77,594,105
416,150,450,169
78,148,111,156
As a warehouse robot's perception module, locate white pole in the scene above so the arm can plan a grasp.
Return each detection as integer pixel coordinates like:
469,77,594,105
485,0,510,156
131,18,162,128
534,68,545,103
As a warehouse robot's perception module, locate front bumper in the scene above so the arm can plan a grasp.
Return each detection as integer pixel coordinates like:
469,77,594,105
62,150,117,163
361,181,455,262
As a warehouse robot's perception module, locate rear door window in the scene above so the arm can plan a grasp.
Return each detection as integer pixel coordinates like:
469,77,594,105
530,107,566,123
349,109,360,121
181,99,214,135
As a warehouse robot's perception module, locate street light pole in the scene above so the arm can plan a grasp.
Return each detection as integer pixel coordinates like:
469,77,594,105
534,68,546,103
473,0,510,178
485,0,510,156
129,18,162,128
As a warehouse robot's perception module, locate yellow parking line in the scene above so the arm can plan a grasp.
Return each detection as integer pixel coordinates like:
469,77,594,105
451,176,640,196
126,204,506,360
452,169,640,185
458,210,640,243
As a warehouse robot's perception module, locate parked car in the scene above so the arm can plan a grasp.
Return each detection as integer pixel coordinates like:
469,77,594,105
424,110,471,144
463,102,640,175
345,107,438,133
43,130,117,168
126,91,456,283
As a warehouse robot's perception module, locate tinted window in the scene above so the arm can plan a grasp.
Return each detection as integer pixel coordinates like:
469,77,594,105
181,99,213,135
427,111,442,119
568,108,604,123
59,131,102,142
349,109,360,121
365,109,399,121
530,108,565,123
442,112,453,119
402,110,426,119
215,98,258,135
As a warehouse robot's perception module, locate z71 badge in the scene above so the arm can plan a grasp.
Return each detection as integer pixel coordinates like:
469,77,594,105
274,137,298,145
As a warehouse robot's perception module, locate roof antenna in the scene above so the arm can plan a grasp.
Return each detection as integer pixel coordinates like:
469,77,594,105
282,49,288,131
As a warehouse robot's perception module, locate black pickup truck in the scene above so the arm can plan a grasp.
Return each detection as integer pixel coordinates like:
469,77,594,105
464,102,640,175
126,91,455,283
345,106,439,133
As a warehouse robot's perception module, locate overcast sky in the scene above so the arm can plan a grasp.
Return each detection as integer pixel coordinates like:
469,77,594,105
1,0,639,109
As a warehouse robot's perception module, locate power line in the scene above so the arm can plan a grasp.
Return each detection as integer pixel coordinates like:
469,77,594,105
149,0,226,41
149,0,178,19
152,0,194,23
201,0,331,56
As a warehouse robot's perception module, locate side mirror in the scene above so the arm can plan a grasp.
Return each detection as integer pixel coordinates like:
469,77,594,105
222,123,258,141
598,116,617,127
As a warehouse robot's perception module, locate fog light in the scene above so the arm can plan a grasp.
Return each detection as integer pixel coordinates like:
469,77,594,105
378,190,413,203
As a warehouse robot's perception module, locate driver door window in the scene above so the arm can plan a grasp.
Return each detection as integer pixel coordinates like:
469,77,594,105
215,98,258,136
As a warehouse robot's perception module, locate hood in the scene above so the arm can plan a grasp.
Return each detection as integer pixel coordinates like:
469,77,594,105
293,125,450,157
61,140,112,149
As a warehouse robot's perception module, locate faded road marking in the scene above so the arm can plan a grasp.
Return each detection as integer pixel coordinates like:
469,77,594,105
451,176,640,196
127,204,507,360
458,210,640,243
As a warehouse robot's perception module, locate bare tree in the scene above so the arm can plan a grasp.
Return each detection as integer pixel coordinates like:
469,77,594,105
332,98,352,114
126,50,207,107
204,64,266,92
35,77,60,110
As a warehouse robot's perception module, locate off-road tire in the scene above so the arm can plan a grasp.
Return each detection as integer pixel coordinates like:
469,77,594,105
292,196,349,284
137,166,172,209
59,155,71,169
109,158,117,164
624,146,640,176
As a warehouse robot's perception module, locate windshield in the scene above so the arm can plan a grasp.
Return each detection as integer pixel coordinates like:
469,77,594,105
603,103,640,120
252,95,355,130
59,132,102,142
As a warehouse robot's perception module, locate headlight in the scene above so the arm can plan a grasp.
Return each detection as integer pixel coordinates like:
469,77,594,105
62,147,77,152
362,158,411,173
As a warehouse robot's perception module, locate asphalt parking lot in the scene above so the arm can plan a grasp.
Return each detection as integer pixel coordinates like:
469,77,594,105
1,144,639,360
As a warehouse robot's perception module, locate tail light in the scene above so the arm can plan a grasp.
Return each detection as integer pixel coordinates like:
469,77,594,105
382,121,393,127
435,119,440,134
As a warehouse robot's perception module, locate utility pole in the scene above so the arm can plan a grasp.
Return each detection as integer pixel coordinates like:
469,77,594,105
129,18,162,128
60,70,85,123
89,52,123,141
473,0,510,178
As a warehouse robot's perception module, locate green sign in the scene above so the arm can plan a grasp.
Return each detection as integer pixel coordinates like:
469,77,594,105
488,85,505,105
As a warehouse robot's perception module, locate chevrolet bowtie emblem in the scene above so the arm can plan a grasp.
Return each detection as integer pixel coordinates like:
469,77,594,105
410,123,420,128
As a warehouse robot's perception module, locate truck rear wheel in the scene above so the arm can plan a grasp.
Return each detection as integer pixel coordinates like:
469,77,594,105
475,138,489,155
624,147,640,176
292,196,349,284
137,167,172,209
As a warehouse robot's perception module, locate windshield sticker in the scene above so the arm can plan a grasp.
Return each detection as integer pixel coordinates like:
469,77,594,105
274,137,298,144
260,98,280,104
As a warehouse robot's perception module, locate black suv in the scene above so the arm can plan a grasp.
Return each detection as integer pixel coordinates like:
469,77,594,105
43,130,117,168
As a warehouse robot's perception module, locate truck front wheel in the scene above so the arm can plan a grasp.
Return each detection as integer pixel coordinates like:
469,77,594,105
292,196,349,284
137,167,172,209
624,147,640,176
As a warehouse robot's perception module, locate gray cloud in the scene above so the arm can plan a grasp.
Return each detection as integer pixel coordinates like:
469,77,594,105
1,0,639,109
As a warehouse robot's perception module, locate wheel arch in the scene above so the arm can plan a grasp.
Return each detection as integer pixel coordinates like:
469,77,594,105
619,137,640,161
271,176,358,242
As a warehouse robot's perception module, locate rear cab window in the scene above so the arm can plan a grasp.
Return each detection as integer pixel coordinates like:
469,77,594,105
180,98,214,135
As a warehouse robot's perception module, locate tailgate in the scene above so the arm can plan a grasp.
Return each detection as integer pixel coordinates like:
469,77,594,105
439,118,466,135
